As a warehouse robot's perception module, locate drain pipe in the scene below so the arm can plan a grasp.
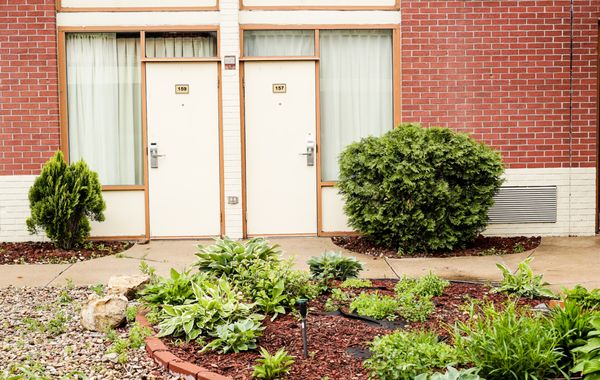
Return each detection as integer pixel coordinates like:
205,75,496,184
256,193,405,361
568,0,574,236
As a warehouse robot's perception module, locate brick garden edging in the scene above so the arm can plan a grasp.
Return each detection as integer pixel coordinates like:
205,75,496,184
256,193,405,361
136,312,232,380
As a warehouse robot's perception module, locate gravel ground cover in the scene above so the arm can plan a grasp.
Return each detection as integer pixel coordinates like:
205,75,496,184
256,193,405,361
0,285,171,379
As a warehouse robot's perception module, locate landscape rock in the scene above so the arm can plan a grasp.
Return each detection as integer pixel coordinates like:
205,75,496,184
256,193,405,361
107,275,150,299
81,294,128,331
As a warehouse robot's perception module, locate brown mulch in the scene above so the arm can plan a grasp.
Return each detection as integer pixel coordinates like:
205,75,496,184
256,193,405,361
0,241,133,264
162,281,547,380
332,235,541,259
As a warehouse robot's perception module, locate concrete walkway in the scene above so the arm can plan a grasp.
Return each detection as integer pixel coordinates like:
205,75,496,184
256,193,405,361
0,236,598,291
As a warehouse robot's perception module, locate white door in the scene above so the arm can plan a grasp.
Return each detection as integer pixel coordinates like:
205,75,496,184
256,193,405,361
146,62,221,237
244,61,317,235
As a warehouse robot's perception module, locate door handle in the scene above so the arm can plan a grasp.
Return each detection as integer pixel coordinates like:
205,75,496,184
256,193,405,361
149,143,165,169
299,147,315,166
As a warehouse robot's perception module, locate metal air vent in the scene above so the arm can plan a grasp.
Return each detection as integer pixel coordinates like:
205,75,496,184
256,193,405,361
488,186,557,224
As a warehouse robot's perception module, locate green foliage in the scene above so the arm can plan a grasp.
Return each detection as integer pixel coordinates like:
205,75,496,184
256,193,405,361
452,301,561,380
324,288,349,312
415,367,484,380
350,292,400,321
26,151,105,249
337,123,504,254
396,293,435,322
126,305,138,323
551,300,595,370
89,284,105,296
493,258,555,299
307,251,363,281
202,318,264,353
340,278,372,289
395,273,449,298
364,330,458,380
139,268,200,307
195,237,281,276
195,238,318,318
564,285,600,309
128,322,152,349
156,276,262,343
571,316,600,379
252,347,295,380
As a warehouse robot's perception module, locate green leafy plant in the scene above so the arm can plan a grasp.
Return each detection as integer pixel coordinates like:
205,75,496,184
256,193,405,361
493,258,555,299
89,284,105,296
252,347,295,380
337,123,504,254
395,273,449,298
340,278,372,289
364,330,458,380
324,288,350,312
26,151,105,249
564,285,600,309
307,251,363,281
350,291,400,321
452,301,561,380
551,300,595,370
195,237,281,276
195,238,318,318
396,293,435,322
157,277,262,343
571,316,600,379
513,243,526,254
139,268,200,307
415,367,484,380
202,318,264,353
126,305,138,323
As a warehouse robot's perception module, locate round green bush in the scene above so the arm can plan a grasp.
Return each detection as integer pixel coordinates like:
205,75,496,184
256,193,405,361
337,123,504,254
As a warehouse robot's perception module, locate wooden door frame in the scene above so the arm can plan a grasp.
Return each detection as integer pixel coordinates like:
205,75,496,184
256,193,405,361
57,26,224,240
239,24,401,238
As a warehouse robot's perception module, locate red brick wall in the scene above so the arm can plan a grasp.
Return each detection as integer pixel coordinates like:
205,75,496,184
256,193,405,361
401,0,599,168
0,0,59,175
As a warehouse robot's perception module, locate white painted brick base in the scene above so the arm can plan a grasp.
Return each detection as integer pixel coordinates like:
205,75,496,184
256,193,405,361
0,176,45,242
484,168,596,237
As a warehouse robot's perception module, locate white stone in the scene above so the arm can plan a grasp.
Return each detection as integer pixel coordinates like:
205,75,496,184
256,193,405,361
80,294,128,332
107,275,150,299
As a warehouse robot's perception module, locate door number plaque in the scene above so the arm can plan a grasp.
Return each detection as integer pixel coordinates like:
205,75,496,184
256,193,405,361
272,83,287,93
175,84,189,94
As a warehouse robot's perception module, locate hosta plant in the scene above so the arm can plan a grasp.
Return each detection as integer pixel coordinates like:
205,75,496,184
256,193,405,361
571,316,600,380
157,277,262,342
307,251,363,281
493,258,555,299
139,268,200,307
415,367,484,380
252,347,295,380
202,318,264,354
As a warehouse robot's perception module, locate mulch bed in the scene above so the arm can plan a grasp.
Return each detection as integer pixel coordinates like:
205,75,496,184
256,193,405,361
332,235,541,259
161,280,547,380
0,241,133,264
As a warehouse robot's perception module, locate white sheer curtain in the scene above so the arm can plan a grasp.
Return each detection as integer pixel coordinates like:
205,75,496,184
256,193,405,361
320,30,394,181
66,33,142,185
145,35,216,58
244,30,315,56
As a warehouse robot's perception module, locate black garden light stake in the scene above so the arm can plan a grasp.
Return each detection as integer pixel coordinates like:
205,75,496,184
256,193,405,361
297,298,308,359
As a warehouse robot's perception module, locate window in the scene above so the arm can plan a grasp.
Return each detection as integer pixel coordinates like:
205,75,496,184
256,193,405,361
66,32,142,185
243,30,315,57
319,29,393,181
145,31,217,58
